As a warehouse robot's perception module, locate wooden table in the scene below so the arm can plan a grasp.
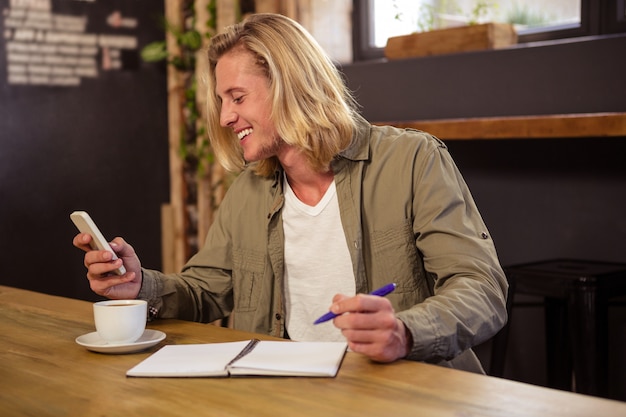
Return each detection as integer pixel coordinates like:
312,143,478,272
2,285,625,417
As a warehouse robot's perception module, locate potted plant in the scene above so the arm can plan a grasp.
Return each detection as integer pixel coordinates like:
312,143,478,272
384,0,518,59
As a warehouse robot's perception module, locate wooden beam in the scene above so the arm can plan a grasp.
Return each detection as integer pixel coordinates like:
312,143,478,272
377,113,626,140
163,0,187,273
254,0,280,13
195,0,212,248
217,0,239,31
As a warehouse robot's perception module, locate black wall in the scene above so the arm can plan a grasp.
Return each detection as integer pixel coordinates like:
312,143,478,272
341,34,626,399
0,1,169,301
343,34,626,121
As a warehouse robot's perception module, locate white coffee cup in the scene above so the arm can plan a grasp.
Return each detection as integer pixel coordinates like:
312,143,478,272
93,299,147,345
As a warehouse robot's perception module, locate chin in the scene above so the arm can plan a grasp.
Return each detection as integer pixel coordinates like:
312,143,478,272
242,151,256,161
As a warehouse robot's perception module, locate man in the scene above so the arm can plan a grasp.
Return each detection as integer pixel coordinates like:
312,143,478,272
74,13,507,373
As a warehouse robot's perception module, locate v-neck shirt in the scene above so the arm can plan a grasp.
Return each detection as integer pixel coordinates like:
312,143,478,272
282,173,356,342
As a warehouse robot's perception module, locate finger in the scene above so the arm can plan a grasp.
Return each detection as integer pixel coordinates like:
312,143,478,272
333,294,393,316
334,309,397,335
72,233,93,252
347,339,396,363
353,294,395,312
84,249,114,268
331,293,350,303
341,327,381,343
89,272,133,287
340,324,398,359
84,250,124,278
110,237,136,256
109,241,122,256
347,320,410,363
343,309,397,329
88,272,136,295
88,260,124,279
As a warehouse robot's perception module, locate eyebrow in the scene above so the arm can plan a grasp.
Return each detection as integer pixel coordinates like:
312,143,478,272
217,86,245,100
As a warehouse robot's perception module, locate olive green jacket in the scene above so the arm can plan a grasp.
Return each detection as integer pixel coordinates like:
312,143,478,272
140,116,508,373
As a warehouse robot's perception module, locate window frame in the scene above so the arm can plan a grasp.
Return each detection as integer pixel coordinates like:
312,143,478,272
603,0,626,33
352,0,626,62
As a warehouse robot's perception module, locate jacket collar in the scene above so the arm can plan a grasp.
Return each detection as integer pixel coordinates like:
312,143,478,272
271,113,372,186
337,114,371,162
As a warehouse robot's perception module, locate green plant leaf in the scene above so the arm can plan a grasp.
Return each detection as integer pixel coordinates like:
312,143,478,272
180,30,203,50
140,41,168,62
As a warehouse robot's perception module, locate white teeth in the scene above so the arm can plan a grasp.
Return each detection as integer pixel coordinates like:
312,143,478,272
237,128,253,140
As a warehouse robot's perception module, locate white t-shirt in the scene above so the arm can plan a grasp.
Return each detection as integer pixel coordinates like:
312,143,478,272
282,175,356,342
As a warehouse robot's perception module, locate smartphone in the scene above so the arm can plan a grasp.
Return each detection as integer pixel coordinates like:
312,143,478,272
70,211,127,275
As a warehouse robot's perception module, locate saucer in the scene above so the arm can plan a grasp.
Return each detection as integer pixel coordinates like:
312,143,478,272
76,329,166,354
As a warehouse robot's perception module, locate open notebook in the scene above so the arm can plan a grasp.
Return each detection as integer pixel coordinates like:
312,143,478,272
127,339,348,378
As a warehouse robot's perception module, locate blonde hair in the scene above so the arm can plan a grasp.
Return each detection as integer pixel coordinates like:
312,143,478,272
206,13,359,177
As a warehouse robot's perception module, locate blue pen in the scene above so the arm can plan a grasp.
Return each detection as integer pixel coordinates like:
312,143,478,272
313,283,397,325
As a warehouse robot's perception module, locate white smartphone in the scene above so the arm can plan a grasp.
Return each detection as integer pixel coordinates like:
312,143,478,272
70,211,127,275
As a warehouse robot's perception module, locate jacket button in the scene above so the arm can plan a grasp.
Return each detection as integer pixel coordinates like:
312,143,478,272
481,232,489,239
275,313,282,320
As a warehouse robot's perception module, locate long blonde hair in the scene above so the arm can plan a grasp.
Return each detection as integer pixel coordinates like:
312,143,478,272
206,13,359,177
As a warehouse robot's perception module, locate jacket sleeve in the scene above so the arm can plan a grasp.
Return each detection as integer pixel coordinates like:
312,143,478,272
396,137,508,364
137,192,236,323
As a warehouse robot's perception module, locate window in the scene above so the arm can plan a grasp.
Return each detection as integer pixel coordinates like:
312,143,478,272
353,0,626,61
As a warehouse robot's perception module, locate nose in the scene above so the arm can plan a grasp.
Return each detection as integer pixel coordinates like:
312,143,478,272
220,102,237,127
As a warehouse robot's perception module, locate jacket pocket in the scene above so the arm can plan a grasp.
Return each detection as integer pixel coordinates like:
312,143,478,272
232,247,266,312
370,219,430,305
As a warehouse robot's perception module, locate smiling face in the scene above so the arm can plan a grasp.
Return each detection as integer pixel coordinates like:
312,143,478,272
216,48,283,164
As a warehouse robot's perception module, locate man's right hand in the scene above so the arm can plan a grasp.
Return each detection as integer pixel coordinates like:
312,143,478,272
73,234,142,299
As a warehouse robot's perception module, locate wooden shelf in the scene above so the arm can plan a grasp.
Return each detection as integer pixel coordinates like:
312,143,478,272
377,112,626,140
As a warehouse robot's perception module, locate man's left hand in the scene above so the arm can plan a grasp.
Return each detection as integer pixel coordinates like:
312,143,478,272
330,294,412,362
